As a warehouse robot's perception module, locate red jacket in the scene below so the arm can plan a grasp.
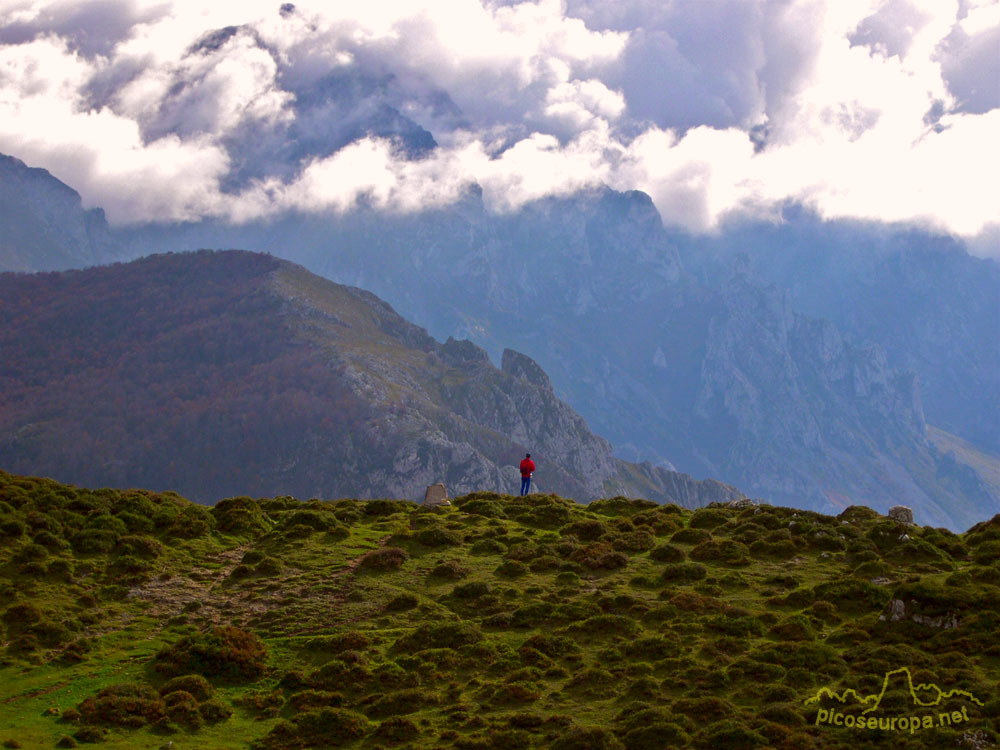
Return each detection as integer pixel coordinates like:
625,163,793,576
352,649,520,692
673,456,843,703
520,458,535,477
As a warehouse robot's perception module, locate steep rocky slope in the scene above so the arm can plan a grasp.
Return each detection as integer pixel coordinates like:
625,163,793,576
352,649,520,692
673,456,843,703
0,153,120,272
0,250,739,506
676,211,1000,455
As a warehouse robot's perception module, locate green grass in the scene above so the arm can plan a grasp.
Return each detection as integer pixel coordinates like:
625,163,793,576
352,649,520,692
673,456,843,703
1,475,998,749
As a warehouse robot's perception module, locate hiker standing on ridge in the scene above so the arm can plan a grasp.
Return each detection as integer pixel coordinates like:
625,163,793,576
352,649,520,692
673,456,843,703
519,453,535,496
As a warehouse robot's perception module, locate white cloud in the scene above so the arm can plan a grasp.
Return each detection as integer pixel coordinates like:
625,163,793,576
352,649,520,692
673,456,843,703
0,0,996,249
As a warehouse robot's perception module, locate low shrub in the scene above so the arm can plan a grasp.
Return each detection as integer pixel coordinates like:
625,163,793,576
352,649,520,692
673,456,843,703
363,499,411,517
690,539,751,565
567,614,641,639
471,538,508,555
374,716,420,742
670,528,711,545
198,698,232,723
154,626,268,681
550,726,624,750
495,560,529,578
235,690,285,718
163,690,203,729
649,544,685,563
768,615,814,641
288,690,344,711
452,581,491,599
429,560,470,580
589,497,658,517
360,689,429,717
71,726,107,743
158,674,213,701
624,723,692,750
571,542,628,570
560,520,609,542
304,631,369,654
415,527,462,547
77,683,165,728
357,547,409,572
255,708,369,749
212,497,269,536
611,530,656,553
385,593,419,612
660,562,707,583
394,623,483,652
689,508,730,529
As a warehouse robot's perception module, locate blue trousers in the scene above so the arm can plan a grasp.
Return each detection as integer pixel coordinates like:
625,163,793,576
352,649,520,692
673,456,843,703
520,476,531,495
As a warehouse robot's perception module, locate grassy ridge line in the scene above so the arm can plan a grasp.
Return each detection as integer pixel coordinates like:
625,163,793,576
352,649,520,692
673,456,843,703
0,470,998,749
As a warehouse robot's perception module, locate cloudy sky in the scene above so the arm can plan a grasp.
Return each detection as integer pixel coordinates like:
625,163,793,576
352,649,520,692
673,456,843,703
0,0,997,249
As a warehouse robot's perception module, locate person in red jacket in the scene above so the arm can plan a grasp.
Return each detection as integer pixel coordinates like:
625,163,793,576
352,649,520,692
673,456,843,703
519,453,535,496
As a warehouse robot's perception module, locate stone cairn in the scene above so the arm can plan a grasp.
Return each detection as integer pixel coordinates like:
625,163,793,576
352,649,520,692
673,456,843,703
423,483,450,508
888,505,914,525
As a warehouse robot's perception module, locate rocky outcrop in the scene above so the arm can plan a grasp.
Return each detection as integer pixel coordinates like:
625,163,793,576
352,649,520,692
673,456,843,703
501,349,553,392
880,598,960,629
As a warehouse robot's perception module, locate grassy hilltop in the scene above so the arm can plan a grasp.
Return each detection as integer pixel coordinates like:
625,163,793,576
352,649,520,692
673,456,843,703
0,470,998,749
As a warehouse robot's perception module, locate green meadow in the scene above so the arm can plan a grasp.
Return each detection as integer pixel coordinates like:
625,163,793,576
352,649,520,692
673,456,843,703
0,470,997,749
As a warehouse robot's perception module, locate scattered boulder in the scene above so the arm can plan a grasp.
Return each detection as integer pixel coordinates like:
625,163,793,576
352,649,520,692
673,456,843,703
887,505,914,525
879,598,960,629
726,498,755,509
423,484,450,508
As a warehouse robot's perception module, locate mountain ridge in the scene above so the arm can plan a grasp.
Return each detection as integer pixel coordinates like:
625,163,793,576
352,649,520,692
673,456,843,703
0,249,742,508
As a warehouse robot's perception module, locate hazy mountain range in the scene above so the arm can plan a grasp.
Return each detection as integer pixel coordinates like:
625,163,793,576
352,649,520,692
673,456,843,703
1,149,998,529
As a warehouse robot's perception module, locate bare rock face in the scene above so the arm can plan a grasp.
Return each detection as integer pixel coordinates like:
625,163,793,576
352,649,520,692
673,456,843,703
502,349,553,392
423,483,449,507
888,505,915,525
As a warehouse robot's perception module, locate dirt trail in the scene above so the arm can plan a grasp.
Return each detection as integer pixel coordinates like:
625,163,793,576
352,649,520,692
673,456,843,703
125,544,249,625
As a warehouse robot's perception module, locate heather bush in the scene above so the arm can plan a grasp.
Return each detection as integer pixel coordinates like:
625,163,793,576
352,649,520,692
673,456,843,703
670,528,711,545
611,530,655,552
495,560,529,578
158,674,213,701
373,716,420,742
560,519,609,541
212,497,269,536
660,562,707,583
394,622,482,652
385,593,419,612
415,526,462,547
154,626,268,680
357,546,409,572
689,508,730,529
550,726,624,750
255,708,369,749
77,683,165,728
471,538,508,555
589,497,658,517
690,539,751,565
288,690,344,711
570,542,628,570
429,560,470,580
648,544,685,563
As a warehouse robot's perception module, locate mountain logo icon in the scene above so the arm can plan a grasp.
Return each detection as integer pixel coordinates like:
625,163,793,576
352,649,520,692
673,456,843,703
804,667,985,715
